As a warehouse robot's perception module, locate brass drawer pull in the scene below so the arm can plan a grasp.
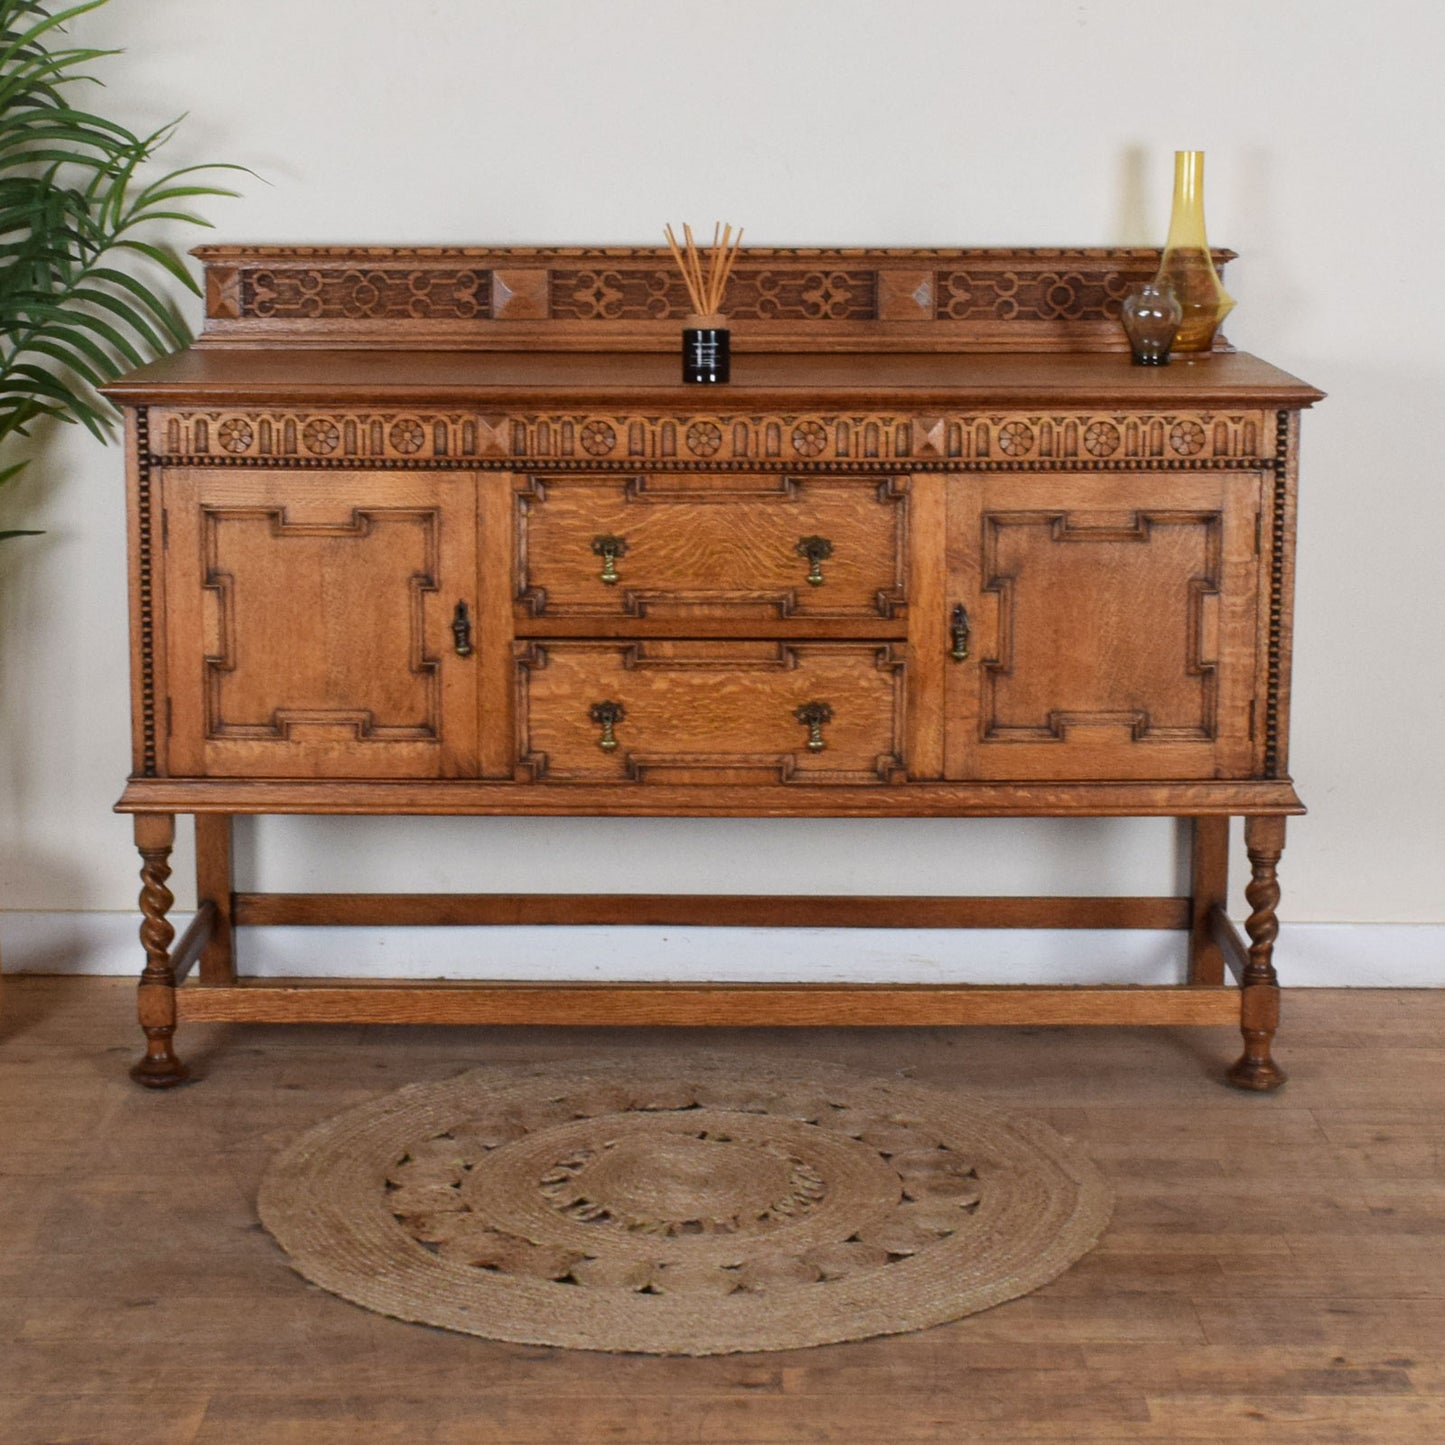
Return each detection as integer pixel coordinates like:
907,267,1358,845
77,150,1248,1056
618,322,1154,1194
591,534,628,585
794,700,833,752
451,601,473,657
589,699,625,751
796,535,833,587
950,603,971,662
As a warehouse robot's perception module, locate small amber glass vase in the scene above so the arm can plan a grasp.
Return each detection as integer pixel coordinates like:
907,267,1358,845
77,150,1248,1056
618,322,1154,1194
1155,150,1235,353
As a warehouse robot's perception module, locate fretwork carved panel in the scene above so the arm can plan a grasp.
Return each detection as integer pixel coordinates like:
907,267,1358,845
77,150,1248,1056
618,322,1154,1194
936,265,1134,322
237,267,492,321
194,246,1233,351
549,268,879,322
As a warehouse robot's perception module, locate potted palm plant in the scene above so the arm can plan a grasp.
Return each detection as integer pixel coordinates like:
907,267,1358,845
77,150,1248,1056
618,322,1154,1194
0,0,239,995
1,0,239,542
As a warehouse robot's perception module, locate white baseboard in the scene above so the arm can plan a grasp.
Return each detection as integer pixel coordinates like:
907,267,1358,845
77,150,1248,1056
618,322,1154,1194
2,910,1442,986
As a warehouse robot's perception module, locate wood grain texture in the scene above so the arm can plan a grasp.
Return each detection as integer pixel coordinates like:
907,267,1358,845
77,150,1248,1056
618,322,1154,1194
231,892,1191,930
115,777,1307,816
194,814,235,985
104,349,1324,412
514,472,907,623
1188,818,1230,985
944,469,1264,782
173,981,1242,1027
167,901,216,988
1210,903,1251,984
4,978,1444,1444
160,468,481,780
514,639,907,785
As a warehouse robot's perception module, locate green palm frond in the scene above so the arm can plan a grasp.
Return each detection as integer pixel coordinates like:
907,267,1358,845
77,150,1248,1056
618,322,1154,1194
0,0,245,546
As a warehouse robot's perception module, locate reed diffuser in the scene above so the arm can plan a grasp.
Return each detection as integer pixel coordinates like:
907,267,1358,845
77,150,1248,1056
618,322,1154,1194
664,222,744,383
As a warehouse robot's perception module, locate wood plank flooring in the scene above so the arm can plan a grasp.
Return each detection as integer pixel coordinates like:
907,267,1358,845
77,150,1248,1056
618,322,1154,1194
2,977,1444,1444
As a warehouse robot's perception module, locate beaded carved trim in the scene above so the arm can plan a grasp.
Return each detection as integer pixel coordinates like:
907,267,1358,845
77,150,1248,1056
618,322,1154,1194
135,408,159,776
1264,409,1294,777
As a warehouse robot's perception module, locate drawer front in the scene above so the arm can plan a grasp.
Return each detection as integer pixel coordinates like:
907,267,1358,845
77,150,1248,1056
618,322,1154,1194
515,473,907,622
516,641,907,784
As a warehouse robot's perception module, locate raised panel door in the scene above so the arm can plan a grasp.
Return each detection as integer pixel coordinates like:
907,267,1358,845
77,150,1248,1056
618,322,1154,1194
161,469,480,778
944,470,1265,780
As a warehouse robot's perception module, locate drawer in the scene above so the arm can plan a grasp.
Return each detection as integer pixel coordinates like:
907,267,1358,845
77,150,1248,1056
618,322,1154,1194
514,473,907,622
515,641,907,784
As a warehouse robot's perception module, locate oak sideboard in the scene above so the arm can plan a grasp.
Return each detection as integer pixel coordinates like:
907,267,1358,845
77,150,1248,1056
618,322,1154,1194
104,245,1322,1089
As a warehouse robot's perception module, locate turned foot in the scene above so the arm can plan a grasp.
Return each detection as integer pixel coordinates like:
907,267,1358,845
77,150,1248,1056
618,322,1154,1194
131,1028,192,1088
1227,1037,1288,1091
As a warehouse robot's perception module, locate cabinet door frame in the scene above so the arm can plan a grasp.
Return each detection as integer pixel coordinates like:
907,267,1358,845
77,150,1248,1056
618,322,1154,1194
159,467,482,780
944,468,1266,782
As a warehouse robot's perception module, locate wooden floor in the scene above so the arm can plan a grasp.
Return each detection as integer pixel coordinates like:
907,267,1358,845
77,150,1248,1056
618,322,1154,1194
3,978,1445,1444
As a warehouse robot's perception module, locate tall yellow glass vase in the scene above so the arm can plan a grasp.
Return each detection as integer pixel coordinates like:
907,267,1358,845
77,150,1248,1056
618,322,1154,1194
1155,150,1234,352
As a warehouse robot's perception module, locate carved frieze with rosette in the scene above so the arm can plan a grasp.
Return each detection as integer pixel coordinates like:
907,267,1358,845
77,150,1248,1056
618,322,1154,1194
147,408,1273,467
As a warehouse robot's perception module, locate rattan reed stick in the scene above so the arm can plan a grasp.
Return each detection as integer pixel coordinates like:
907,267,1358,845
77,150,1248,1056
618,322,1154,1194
664,221,745,322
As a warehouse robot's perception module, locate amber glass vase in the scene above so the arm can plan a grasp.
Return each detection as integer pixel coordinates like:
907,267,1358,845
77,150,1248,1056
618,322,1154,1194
1155,151,1234,352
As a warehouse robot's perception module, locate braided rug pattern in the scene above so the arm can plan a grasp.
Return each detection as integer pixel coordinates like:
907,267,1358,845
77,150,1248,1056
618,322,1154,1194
258,1054,1111,1354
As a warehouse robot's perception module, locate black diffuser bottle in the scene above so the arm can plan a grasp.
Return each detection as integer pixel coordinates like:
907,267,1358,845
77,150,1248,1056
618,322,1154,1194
682,315,730,384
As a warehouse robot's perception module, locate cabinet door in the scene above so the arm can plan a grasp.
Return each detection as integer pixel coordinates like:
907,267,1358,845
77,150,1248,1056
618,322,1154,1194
945,471,1264,781
161,469,479,778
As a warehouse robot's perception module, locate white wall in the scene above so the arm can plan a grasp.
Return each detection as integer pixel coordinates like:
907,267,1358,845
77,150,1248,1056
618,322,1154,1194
2,2,1443,956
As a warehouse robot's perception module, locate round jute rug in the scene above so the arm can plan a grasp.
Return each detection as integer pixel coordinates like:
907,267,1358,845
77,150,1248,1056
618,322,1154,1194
258,1054,1111,1355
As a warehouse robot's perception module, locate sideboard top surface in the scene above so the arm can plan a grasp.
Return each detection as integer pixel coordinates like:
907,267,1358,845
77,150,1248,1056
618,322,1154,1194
105,348,1323,410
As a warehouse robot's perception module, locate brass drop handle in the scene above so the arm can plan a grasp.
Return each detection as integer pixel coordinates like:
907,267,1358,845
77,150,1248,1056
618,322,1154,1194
795,700,833,752
796,535,833,587
950,603,971,662
591,534,628,586
589,699,625,751
451,601,474,657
